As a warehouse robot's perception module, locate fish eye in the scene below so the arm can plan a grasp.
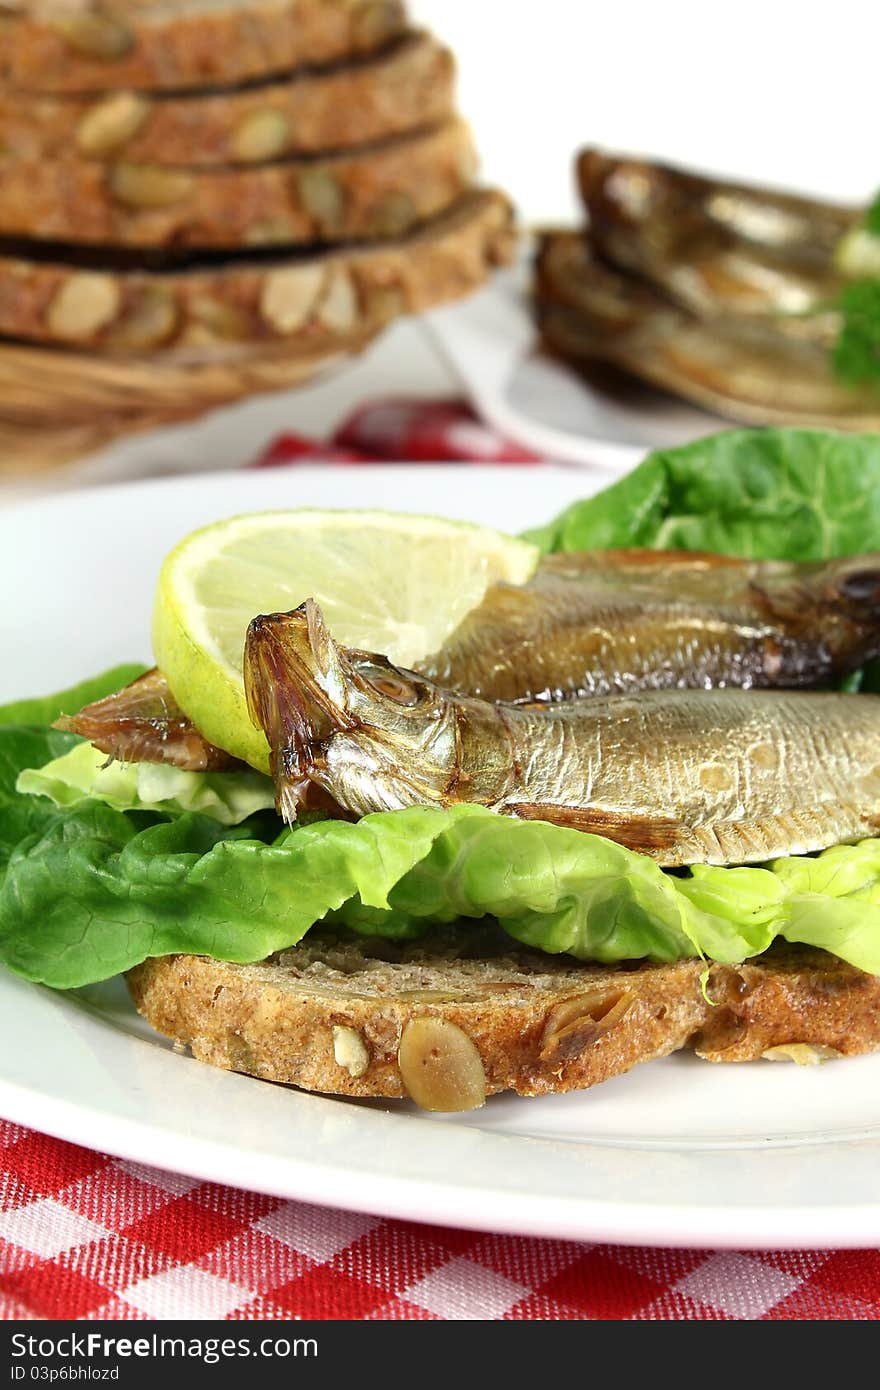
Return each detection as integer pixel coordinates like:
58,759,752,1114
370,671,421,706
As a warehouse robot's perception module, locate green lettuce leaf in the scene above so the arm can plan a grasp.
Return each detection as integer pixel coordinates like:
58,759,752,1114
18,740,275,826
0,664,147,727
0,803,483,987
4,799,880,989
7,432,880,993
526,428,880,560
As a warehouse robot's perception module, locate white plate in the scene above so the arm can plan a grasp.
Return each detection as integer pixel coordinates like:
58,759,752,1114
426,266,726,471
3,466,880,1250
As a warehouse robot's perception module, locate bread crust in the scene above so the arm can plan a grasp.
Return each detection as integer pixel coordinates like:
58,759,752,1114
0,0,408,95
0,189,514,351
126,933,880,1106
0,32,456,167
0,118,477,249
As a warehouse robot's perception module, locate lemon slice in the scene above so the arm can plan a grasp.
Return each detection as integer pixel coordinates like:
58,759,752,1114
152,508,538,770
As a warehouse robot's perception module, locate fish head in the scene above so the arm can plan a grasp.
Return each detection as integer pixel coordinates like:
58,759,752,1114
244,600,461,821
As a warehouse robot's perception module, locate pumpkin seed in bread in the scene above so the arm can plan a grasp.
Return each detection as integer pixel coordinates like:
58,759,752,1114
0,329,376,473
0,117,477,250
0,189,514,351
0,32,455,167
0,0,407,95
127,933,879,1109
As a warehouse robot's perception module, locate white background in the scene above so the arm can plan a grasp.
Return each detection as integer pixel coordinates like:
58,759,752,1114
411,0,876,222
7,0,877,501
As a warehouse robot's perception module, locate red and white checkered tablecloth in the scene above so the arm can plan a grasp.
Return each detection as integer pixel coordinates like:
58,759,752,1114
3,399,879,1323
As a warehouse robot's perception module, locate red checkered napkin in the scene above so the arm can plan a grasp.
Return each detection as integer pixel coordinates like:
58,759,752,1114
252,398,543,469
2,1120,879,1322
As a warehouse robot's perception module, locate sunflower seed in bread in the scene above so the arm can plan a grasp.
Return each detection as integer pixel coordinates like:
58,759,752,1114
398,1017,487,1112
332,1025,371,1079
48,9,134,61
45,271,120,340
315,271,358,333
230,111,291,165
108,162,195,210
75,92,150,158
104,284,179,350
259,264,326,334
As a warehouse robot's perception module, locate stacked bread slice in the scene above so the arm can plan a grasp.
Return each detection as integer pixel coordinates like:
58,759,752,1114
534,148,880,430
0,1,515,472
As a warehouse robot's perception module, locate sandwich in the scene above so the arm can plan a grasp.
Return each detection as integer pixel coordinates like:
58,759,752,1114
4,425,880,1112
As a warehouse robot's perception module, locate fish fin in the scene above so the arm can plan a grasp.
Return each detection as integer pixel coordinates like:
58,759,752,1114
506,802,684,850
304,599,349,709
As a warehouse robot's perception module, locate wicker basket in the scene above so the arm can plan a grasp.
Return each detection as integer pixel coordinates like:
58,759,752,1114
0,331,376,478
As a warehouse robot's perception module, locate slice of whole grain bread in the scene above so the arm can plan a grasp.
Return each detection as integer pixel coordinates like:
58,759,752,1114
0,0,408,94
0,188,514,351
0,117,477,249
0,31,454,168
126,928,880,1110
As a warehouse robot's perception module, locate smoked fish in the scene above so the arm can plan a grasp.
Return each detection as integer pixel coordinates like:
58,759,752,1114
422,548,880,703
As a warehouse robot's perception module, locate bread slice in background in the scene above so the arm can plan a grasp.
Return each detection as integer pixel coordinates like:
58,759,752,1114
0,188,513,352
127,929,880,1110
0,32,456,167
0,0,408,94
